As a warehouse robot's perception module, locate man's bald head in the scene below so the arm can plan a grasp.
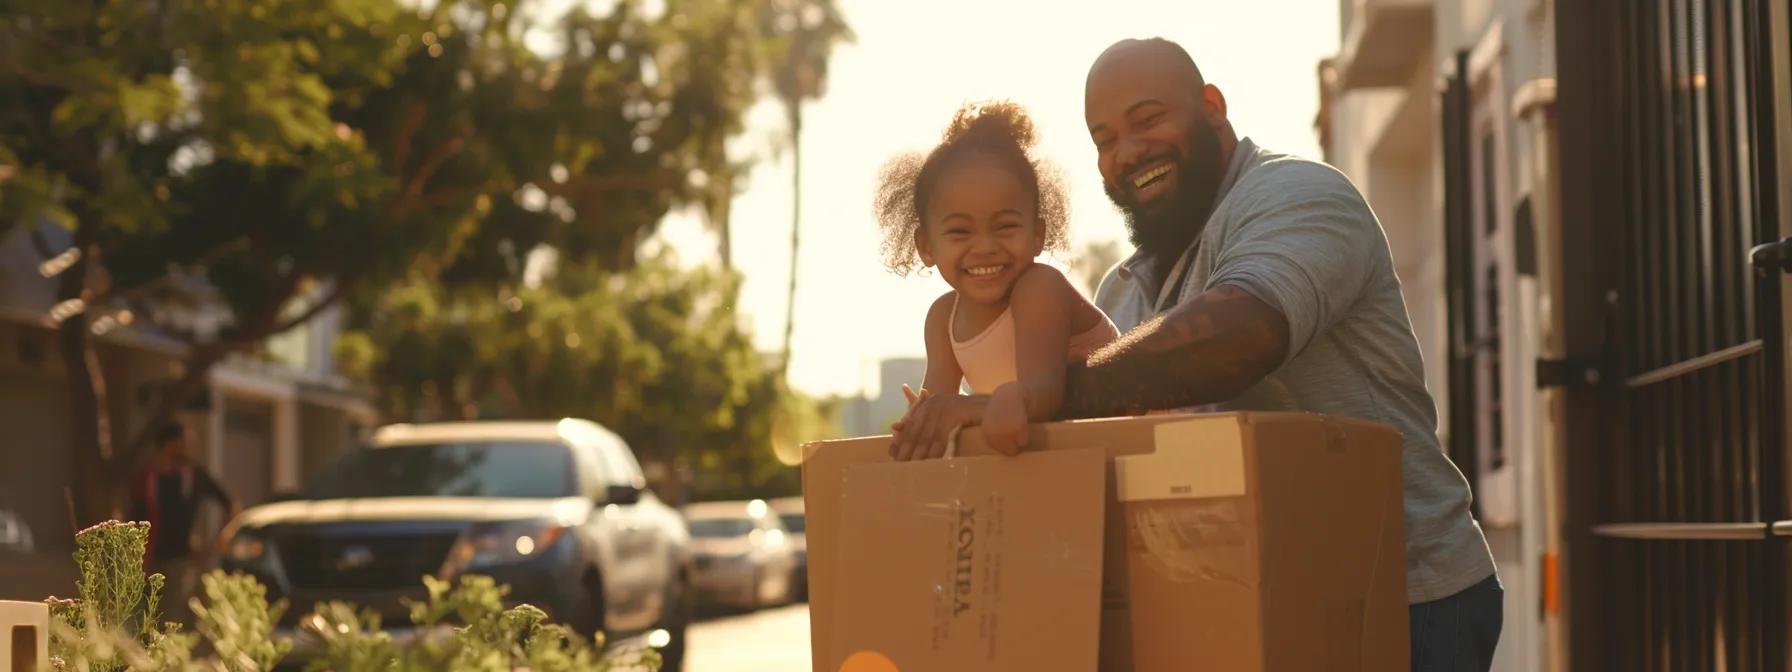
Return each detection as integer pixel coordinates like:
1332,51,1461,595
1084,36,1234,258
1088,37,1207,97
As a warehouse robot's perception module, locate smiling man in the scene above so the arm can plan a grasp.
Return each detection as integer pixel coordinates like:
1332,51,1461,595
889,38,1503,670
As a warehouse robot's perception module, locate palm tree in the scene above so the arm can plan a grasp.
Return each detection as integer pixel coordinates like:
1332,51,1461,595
763,0,852,381
1072,239,1127,297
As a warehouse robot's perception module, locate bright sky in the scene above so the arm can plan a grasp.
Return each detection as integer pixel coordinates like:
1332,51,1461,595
649,0,1341,399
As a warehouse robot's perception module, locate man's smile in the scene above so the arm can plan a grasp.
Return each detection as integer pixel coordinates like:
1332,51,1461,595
1127,160,1178,203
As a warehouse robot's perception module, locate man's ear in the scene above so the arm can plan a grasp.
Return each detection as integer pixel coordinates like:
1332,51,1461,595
1202,83,1229,120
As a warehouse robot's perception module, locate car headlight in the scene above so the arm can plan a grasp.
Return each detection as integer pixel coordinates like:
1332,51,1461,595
442,519,567,573
223,528,266,562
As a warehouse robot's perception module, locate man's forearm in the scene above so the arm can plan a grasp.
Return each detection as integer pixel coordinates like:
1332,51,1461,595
1002,373,1065,422
1057,285,1291,420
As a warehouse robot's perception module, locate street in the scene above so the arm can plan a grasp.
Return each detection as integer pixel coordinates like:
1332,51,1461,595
686,604,813,672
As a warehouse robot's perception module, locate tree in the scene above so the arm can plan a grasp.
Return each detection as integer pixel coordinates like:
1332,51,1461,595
3,0,783,521
760,0,852,380
335,254,832,501
0,0,418,522
1071,239,1127,298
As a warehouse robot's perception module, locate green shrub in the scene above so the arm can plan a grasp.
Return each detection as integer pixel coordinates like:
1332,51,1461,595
45,520,659,672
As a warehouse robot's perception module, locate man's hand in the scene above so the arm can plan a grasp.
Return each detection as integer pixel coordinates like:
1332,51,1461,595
889,393,987,461
981,383,1030,455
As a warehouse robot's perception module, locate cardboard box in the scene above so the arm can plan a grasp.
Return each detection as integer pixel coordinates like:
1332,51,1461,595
803,412,1410,672
832,449,1108,672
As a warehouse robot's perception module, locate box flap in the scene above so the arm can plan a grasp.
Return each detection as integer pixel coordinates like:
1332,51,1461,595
828,449,1108,672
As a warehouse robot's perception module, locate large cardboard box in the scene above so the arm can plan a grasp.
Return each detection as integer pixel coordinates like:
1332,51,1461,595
803,412,1410,672
832,449,1109,671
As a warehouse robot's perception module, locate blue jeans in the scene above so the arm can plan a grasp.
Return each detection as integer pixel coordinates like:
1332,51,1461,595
1410,572,1503,672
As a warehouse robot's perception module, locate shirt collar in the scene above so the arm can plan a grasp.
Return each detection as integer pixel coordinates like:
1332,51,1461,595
1114,136,1259,283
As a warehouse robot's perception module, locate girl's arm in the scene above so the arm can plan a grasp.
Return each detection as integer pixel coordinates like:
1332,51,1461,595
920,292,966,397
1002,264,1078,419
891,293,966,452
979,265,1079,454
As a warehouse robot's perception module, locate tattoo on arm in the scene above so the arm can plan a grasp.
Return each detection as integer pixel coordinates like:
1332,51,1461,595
1058,285,1291,419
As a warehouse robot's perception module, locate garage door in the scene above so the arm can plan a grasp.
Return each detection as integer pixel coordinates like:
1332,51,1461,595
0,373,72,553
222,397,275,508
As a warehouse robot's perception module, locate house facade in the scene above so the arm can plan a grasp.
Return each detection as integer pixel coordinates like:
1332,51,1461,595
1322,0,1792,668
0,221,378,600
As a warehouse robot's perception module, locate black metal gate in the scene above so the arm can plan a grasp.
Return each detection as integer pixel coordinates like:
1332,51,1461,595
1555,0,1792,669
1440,50,1481,520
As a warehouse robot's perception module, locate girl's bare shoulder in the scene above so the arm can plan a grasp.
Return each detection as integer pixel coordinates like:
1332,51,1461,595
1014,264,1112,332
925,290,958,333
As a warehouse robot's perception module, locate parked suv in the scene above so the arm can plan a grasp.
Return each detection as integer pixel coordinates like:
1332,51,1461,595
218,419,693,670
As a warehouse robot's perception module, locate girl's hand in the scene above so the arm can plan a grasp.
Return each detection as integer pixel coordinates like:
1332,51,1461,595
903,384,932,409
890,384,933,434
890,392,983,461
982,383,1031,455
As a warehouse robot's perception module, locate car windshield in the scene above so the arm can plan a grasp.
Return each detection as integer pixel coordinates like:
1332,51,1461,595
304,442,576,500
688,518,756,538
779,514,805,533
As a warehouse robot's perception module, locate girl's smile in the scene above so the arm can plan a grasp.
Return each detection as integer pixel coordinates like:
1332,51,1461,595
916,153,1045,309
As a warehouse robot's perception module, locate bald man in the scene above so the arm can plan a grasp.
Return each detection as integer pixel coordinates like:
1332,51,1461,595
890,37,1503,669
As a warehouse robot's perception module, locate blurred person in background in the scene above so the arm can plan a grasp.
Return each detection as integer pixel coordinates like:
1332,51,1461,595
128,420,240,626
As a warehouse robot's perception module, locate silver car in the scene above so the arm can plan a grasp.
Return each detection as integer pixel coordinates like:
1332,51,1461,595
683,500,797,611
767,497,806,601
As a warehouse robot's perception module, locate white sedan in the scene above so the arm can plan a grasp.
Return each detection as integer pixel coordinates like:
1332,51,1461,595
683,500,798,611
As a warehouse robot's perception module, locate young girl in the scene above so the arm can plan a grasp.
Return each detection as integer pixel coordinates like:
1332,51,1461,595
875,100,1120,456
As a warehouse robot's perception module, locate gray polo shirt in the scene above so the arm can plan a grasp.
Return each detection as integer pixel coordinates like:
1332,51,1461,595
1093,138,1496,604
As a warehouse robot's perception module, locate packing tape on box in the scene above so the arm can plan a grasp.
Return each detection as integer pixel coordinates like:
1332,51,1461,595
1127,499,1253,588
1113,417,1248,502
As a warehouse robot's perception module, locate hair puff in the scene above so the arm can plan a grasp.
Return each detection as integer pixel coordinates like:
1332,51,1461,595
873,99,1070,277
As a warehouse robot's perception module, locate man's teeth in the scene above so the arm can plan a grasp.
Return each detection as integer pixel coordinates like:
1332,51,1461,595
965,266,1003,277
1132,164,1173,189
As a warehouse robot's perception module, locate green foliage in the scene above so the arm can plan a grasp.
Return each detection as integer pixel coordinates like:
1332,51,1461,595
193,573,293,672
104,0,781,337
758,0,854,126
46,521,192,672
337,252,837,498
0,0,413,236
45,522,656,671
3,0,856,517
2,0,848,517
303,575,655,672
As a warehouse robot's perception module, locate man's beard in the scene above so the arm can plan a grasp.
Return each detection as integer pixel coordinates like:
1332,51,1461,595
1105,113,1227,258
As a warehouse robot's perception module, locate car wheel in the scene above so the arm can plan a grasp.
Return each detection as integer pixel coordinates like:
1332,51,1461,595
573,570,608,645
791,565,808,603
747,566,766,611
655,573,694,672
771,563,792,606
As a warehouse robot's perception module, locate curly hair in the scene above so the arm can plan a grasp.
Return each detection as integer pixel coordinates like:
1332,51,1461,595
874,99,1071,277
